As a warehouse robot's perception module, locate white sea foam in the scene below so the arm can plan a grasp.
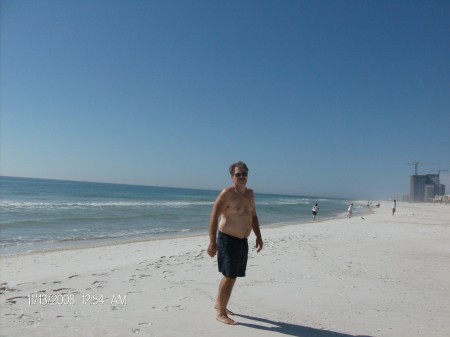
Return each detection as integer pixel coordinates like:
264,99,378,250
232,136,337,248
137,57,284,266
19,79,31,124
1,176,358,256
0,200,213,209
257,198,311,205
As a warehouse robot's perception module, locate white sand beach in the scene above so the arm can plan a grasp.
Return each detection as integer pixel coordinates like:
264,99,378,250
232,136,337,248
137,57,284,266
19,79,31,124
1,202,449,337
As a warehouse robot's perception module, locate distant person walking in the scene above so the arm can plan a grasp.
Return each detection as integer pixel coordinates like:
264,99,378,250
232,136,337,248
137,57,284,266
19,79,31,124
312,203,319,220
392,199,396,216
348,203,353,218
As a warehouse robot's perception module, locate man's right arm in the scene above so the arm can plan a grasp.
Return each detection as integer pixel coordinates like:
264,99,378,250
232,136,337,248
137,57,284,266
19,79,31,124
207,189,227,257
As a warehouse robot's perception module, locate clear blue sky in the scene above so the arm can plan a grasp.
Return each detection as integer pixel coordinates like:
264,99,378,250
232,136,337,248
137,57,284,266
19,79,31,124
1,0,449,199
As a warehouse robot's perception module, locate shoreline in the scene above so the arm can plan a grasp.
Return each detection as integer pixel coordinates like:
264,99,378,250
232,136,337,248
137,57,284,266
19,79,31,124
1,201,449,337
0,202,371,258
1,176,372,258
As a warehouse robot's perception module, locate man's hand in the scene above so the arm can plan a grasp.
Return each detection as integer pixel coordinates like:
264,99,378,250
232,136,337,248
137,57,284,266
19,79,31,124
255,237,263,253
207,242,217,257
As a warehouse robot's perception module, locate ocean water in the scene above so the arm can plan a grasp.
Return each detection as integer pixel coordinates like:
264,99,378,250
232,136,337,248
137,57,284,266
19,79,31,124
0,176,364,256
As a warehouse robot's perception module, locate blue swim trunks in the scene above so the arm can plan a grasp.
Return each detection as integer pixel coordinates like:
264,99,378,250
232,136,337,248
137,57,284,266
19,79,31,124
217,231,248,278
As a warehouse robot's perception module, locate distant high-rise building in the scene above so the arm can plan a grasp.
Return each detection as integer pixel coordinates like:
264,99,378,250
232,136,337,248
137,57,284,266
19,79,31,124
410,174,445,202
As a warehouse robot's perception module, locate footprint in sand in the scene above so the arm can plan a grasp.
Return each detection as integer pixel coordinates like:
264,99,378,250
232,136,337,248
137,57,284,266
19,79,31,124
53,288,74,293
73,310,87,318
0,283,17,294
162,305,185,311
138,274,151,279
139,322,152,326
92,281,106,289
131,322,152,334
92,272,109,276
6,295,28,304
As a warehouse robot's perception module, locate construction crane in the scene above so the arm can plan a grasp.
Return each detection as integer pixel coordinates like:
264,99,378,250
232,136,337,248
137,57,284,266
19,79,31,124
437,170,448,196
408,161,420,175
407,161,435,175
438,169,448,183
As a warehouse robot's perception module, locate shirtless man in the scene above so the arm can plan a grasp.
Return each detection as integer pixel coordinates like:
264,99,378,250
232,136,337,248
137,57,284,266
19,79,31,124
207,161,263,325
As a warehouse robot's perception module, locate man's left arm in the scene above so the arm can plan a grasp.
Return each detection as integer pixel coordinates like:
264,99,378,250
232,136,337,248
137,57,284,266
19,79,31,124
250,191,263,252
252,215,263,252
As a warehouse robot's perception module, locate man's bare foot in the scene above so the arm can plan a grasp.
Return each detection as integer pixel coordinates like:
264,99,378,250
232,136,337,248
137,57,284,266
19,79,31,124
216,313,237,325
214,305,234,315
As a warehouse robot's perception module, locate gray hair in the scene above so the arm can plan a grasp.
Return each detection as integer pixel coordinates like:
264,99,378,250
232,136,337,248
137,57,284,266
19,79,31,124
229,161,249,175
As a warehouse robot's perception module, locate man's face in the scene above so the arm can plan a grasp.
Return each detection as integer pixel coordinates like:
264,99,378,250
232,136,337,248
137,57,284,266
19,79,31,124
232,167,248,185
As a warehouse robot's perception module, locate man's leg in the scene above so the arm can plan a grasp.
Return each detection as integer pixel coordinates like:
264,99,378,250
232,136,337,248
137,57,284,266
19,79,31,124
216,276,237,325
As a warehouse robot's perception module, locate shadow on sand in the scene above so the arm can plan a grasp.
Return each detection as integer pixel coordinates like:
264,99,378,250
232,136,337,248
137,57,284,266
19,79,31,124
235,314,373,337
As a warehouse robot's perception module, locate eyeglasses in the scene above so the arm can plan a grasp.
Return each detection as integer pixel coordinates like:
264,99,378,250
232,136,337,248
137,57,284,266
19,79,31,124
234,172,248,178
